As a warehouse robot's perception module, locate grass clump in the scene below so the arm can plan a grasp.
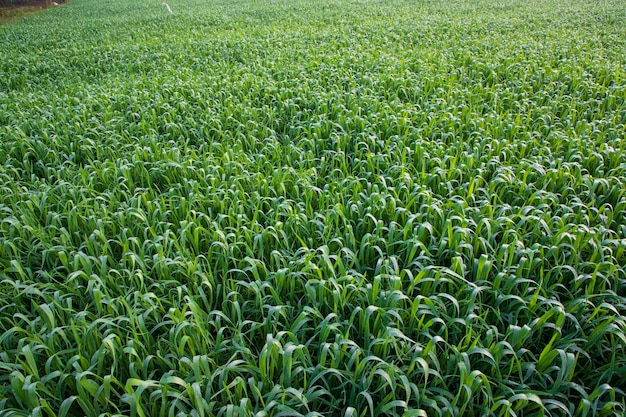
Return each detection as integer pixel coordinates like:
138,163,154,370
1,0,625,415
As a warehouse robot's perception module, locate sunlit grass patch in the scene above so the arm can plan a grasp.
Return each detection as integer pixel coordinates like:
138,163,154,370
1,0,625,415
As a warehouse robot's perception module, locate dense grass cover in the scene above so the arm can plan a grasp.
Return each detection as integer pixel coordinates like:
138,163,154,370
1,0,626,415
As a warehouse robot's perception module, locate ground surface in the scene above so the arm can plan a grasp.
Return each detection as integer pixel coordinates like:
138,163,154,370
0,5,45,24
0,0,66,24
1,0,626,415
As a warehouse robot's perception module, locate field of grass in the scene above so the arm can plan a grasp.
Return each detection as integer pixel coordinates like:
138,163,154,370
1,0,626,415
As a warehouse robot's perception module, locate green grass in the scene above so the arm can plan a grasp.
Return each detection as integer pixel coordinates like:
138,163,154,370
1,0,625,415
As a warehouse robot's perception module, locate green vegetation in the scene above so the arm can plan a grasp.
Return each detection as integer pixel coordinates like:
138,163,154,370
1,0,625,415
